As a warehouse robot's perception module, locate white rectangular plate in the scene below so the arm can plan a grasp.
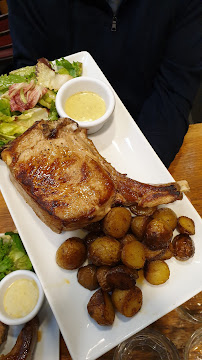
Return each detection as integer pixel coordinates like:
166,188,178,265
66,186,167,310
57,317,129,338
0,51,202,360
0,298,59,359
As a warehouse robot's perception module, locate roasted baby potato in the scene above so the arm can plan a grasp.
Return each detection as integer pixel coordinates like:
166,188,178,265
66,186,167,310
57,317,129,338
87,289,115,326
84,231,104,248
131,215,151,240
159,247,173,260
144,246,165,261
103,207,132,238
56,237,87,270
177,216,195,235
96,266,112,292
171,234,195,261
144,260,170,285
152,207,177,230
88,236,121,266
130,203,157,216
83,221,102,233
144,245,173,261
121,240,146,269
77,264,99,290
111,286,142,317
144,219,173,250
106,265,138,290
119,233,138,247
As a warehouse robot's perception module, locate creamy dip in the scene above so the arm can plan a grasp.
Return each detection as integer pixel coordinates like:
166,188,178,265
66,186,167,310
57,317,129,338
64,91,106,122
3,279,39,318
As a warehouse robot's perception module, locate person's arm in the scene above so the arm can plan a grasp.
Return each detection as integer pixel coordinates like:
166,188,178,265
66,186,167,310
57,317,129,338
7,0,69,69
137,0,201,168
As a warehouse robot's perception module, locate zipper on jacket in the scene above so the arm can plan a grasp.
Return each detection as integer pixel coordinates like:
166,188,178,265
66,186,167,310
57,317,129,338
111,14,117,31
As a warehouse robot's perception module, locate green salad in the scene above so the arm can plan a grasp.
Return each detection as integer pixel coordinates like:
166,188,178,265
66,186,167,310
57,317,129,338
0,57,82,149
0,232,33,280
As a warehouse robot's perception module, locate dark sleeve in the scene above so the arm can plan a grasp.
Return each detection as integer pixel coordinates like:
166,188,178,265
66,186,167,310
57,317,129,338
7,0,70,69
137,0,201,168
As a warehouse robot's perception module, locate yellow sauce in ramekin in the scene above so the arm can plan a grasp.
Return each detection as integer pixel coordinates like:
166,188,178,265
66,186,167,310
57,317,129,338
3,278,39,318
64,91,106,122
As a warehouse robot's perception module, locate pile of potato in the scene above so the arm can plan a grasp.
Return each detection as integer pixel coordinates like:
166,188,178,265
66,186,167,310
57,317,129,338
56,204,195,326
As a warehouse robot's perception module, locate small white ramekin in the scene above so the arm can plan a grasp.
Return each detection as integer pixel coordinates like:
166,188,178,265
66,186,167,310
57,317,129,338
55,76,115,134
0,270,44,325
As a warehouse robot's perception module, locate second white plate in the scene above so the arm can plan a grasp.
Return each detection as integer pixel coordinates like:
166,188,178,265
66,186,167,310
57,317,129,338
0,299,59,359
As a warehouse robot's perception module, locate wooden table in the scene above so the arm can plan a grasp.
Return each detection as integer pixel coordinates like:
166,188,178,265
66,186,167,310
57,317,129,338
0,123,202,359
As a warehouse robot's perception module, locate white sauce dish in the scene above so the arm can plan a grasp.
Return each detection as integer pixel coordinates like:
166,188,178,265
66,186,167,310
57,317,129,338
56,76,115,134
0,270,44,325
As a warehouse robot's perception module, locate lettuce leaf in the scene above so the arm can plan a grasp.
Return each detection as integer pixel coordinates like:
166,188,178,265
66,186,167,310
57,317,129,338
0,139,6,146
16,107,48,125
0,98,12,123
0,98,11,116
0,122,25,140
48,101,59,121
38,89,56,109
0,107,49,143
10,65,36,77
0,74,25,94
55,58,82,78
0,68,36,95
0,232,32,280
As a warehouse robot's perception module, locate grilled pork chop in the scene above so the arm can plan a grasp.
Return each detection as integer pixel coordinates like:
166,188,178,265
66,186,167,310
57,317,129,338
0,322,9,346
0,317,39,360
1,118,183,233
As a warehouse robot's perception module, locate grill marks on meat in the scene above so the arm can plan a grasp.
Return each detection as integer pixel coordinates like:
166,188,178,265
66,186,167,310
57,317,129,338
0,317,39,360
1,118,182,233
16,149,114,220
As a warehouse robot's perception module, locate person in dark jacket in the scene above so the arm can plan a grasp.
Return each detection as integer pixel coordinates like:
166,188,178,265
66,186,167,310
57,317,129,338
7,0,201,167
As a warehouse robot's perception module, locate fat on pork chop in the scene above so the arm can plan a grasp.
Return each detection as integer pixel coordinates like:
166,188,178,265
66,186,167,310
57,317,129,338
1,118,183,233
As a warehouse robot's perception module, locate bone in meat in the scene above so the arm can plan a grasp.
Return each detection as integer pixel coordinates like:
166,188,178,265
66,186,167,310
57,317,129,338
1,118,183,233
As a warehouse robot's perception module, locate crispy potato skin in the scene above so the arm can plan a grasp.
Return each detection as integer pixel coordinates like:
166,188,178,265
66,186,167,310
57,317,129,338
131,215,151,240
111,286,142,317
56,237,87,270
120,234,138,247
177,216,195,235
83,221,102,233
106,265,138,290
144,219,173,250
87,289,115,326
88,236,121,266
144,245,173,261
144,246,164,261
121,240,146,269
152,207,177,230
103,207,132,238
77,265,99,290
160,247,173,260
171,234,195,261
144,260,170,285
96,266,112,292
84,231,104,248
130,204,157,216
